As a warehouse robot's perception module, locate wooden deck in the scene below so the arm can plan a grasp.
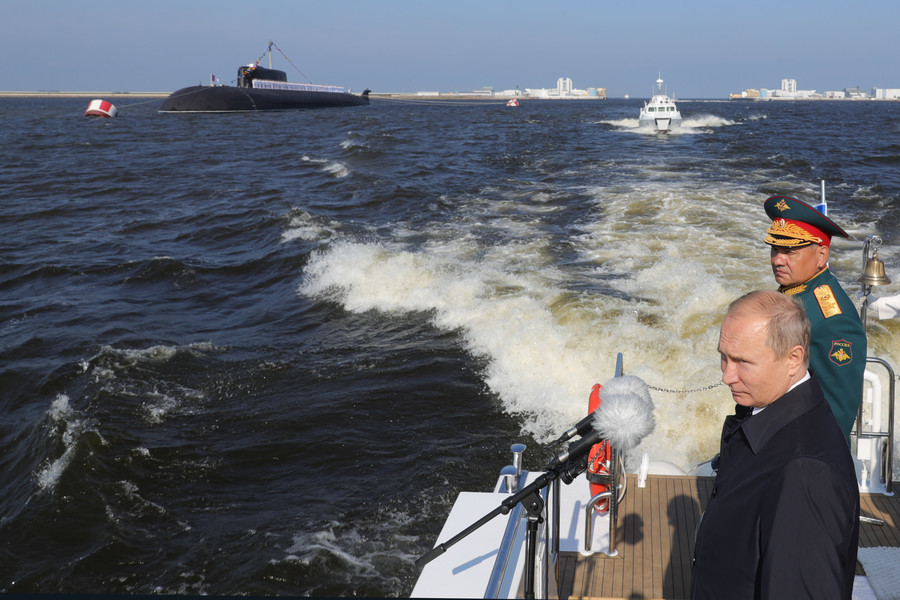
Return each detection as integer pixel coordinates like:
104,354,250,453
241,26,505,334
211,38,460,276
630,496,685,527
556,474,900,600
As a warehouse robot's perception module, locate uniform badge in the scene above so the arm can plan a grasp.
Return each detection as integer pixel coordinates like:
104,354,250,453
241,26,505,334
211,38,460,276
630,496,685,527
782,284,807,296
814,285,842,318
829,339,853,366
775,199,790,212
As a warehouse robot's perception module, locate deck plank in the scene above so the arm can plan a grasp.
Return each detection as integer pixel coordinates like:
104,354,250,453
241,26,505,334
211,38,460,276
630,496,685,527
669,477,694,598
558,475,899,599
637,476,654,595
857,490,900,576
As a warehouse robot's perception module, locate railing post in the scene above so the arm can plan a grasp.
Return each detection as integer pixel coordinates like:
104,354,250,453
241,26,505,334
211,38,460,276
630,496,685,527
868,358,896,492
607,446,621,555
582,445,626,556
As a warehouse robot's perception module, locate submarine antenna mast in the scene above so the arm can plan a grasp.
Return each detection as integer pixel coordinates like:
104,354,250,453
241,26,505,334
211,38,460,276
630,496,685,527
268,41,273,69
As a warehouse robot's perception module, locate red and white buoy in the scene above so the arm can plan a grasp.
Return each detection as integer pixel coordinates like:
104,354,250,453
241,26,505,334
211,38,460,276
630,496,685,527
85,99,117,118
506,99,519,107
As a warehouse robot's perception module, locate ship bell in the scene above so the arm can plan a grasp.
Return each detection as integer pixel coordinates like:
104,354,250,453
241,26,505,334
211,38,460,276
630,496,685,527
859,249,891,286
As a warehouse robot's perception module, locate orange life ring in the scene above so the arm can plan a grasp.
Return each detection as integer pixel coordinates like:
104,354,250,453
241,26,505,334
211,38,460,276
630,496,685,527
586,383,611,513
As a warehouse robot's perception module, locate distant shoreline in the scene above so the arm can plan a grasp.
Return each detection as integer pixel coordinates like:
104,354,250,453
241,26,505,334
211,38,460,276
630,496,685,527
1,90,897,101
0,91,518,100
0,91,170,98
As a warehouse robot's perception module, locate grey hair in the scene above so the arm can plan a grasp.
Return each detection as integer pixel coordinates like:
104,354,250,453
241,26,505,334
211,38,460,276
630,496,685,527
726,290,810,368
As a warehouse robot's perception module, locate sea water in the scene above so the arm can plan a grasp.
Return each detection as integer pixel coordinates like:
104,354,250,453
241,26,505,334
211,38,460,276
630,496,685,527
1,97,899,595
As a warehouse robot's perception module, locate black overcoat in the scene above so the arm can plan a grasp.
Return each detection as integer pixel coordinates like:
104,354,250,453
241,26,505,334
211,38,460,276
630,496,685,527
691,374,860,599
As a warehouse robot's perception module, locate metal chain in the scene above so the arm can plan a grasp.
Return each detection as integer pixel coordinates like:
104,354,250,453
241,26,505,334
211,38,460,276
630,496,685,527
643,349,900,391
647,382,723,394
649,373,900,390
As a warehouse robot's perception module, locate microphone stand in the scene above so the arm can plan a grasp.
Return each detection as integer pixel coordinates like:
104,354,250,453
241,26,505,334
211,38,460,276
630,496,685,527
415,453,587,599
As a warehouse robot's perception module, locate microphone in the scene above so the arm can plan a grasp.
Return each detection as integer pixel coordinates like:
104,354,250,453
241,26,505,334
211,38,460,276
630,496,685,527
552,411,597,445
546,428,603,469
547,374,656,471
592,375,655,451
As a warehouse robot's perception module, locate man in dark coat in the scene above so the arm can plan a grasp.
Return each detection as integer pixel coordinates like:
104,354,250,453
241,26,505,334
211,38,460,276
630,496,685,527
691,290,859,600
764,195,866,441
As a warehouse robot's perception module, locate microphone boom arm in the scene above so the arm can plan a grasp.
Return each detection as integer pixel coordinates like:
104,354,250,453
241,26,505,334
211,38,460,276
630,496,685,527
415,450,588,571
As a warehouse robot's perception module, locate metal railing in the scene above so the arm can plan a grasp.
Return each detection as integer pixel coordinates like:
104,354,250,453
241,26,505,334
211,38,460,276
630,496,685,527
484,500,528,599
488,352,634,597
855,357,896,493
583,449,627,555
552,353,628,564
487,444,548,598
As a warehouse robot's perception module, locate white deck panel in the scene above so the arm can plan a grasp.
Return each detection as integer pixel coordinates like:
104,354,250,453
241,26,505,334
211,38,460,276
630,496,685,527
411,491,521,599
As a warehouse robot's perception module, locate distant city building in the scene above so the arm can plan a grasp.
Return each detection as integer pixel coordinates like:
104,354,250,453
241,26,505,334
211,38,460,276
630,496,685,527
767,78,818,98
729,88,762,99
731,78,900,101
468,86,495,97
418,77,605,99
525,77,606,99
872,87,900,100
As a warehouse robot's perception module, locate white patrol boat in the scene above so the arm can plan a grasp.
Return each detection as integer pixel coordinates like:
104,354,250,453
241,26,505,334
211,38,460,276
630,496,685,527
638,75,682,133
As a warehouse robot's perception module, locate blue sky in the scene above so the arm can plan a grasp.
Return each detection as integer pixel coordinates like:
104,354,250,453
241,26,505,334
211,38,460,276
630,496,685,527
3,0,898,97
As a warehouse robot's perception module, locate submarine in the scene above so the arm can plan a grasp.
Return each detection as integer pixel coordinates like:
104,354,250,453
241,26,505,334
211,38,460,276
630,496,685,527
160,44,370,113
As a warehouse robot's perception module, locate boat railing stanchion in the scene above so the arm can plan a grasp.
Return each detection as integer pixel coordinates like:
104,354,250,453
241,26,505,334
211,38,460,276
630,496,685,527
512,443,526,488
583,490,614,556
500,466,518,493
498,443,527,494
861,357,896,494
582,445,627,556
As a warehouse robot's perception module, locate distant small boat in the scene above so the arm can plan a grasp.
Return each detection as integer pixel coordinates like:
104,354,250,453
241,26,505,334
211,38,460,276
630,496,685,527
638,75,681,133
160,42,370,113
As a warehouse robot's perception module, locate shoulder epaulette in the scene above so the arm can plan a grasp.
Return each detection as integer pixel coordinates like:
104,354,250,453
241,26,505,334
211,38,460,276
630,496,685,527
813,284,843,318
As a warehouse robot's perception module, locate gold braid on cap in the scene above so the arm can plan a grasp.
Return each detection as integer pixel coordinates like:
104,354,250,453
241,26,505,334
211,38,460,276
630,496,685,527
765,218,823,246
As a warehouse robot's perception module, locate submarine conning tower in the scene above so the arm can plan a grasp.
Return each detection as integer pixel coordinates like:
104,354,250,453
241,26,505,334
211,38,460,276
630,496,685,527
237,64,288,89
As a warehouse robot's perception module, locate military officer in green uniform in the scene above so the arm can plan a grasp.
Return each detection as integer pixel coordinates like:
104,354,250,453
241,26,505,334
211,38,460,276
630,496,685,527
763,195,866,442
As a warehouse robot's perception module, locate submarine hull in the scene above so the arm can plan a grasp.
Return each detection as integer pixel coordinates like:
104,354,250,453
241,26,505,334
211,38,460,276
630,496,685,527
160,86,369,113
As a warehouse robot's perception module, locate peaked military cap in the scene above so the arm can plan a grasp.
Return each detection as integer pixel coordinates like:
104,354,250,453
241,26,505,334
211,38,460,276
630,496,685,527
764,195,850,248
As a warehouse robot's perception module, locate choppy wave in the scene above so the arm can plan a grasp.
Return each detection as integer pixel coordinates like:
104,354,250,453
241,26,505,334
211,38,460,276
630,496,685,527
36,394,98,492
301,179,766,468
280,207,341,242
601,113,736,134
302,155,350,178
31,343,222,495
